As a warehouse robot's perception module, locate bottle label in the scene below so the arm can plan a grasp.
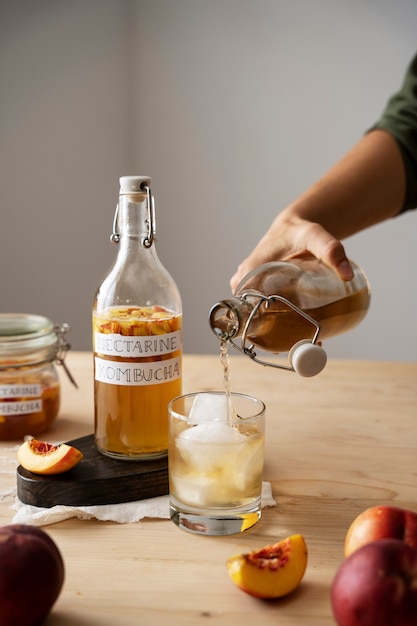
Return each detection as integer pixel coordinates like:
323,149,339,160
0,399,42,416
94,355,181,386
0,384,42,398
94,330,181,358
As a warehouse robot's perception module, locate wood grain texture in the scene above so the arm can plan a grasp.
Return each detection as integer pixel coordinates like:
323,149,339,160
0,352,416,625
16,434,168,507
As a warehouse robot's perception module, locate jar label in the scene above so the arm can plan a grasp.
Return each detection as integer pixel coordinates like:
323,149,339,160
94,330,181,358
0,399,42,416
0,384,42,398
94,356,181,386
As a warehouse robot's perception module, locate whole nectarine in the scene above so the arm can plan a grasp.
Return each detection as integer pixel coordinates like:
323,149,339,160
345,505,417,557
0,524,64,626
331,538,417,626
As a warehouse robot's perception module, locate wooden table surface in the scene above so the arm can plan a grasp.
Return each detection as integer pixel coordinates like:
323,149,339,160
0,352,416,625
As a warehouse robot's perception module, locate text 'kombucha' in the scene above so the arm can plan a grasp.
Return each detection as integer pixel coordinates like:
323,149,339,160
94,305,182,459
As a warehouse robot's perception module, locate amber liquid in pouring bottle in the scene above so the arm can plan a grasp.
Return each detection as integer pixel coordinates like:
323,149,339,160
93,176,182,460
209,257,370,374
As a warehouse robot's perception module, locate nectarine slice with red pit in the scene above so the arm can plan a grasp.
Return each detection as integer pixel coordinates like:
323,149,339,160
17,439,83,475
226,534,308,598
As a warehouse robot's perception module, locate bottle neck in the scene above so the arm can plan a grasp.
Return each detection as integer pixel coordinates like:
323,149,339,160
113,190,159,261
209,297,254,340
118,191,151,238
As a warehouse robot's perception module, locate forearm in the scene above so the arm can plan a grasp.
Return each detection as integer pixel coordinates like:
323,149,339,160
230,129,406,290
284,129,406,239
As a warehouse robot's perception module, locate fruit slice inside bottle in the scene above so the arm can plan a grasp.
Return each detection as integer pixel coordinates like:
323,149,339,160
93,305,182,458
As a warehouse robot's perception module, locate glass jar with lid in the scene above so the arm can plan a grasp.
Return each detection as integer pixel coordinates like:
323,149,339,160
0,313,75,440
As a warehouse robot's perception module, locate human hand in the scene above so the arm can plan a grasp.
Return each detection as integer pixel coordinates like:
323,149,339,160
230,213,354,292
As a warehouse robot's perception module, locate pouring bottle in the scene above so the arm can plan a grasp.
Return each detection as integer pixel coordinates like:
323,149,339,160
209,257,370,377
93,176,182,460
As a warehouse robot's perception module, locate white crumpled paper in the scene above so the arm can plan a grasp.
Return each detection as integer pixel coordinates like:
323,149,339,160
11,482,276,527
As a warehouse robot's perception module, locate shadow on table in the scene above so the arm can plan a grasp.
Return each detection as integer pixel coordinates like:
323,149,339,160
47,613,100,626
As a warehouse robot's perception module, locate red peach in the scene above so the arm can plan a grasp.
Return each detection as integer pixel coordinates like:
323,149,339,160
331,538,417,626
345,505,417,557
0,524,64,626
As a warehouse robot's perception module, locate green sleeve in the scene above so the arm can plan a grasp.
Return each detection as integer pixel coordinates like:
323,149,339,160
370,53,417,213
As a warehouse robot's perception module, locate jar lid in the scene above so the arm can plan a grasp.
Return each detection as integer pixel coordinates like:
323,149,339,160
0,313,54,339
0,313,57,360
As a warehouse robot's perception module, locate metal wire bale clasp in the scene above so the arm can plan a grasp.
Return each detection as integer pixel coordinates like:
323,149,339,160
229,293,322,372
110,204,120,243
142,184,156,248
110,182,156,248
54,323,78,388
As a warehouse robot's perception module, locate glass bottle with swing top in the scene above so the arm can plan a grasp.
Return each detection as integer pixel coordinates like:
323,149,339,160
93,176,182,460
209,257,370,377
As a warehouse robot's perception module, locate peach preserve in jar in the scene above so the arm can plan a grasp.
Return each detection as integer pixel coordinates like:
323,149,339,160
0,314,72,440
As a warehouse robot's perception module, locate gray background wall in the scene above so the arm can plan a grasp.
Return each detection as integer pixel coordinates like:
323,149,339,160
1,0,416,362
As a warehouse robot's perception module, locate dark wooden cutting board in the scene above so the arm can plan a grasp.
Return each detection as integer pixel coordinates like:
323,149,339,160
16,434,169,508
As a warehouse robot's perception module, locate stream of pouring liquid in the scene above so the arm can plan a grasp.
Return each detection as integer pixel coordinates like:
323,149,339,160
220,338,235,422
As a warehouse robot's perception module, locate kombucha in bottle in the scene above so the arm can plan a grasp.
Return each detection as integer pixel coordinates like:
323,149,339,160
209,257,370,375
93,176,182,460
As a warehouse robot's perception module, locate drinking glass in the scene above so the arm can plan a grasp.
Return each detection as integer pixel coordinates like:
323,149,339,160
168,391,265,535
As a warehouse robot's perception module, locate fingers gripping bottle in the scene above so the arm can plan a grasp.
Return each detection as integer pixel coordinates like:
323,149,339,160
93,176,182,460
209,257,370,377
